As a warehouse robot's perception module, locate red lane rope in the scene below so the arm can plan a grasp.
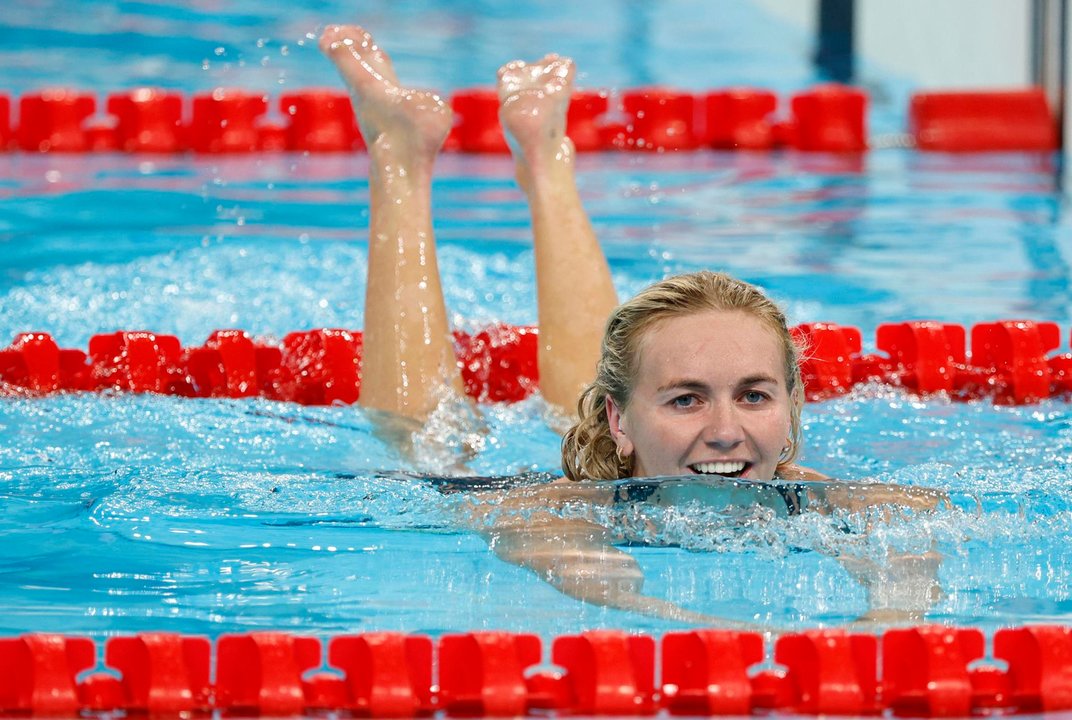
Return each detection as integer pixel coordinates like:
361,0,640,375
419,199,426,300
0,86,1056,154
0,626,1068,716
1,319,1071,405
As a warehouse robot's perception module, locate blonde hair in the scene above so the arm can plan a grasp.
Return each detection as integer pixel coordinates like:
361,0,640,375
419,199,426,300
561,271,803,481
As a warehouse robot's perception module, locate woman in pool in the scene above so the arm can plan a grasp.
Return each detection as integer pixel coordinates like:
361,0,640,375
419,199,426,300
319,25,941,624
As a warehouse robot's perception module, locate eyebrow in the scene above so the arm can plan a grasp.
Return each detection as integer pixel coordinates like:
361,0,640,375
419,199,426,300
656,374,781,394
738,374,782,387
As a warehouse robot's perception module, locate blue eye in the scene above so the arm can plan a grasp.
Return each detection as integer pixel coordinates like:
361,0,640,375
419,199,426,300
742,390,768,404
671,394,698,408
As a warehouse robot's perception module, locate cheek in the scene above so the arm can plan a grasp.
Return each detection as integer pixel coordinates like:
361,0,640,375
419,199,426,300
626,409,682,455
756,403,793,447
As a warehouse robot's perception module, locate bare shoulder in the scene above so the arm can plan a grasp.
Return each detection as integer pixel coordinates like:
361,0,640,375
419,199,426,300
778,463,830,481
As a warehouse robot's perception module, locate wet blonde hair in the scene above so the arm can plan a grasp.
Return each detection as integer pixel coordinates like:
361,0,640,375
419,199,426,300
561,271,804,481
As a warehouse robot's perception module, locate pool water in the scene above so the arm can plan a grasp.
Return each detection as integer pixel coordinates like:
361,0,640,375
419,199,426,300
2,1,1072,638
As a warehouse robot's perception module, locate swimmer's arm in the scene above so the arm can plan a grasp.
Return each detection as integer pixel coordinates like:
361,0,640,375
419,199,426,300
801,479,947,624
464,478,617,520
487,514,755,627
804,481,950,515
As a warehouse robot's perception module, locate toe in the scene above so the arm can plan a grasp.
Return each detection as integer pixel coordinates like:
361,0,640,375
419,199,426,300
497,59,531,92
544,57,575,87
319,25,375,54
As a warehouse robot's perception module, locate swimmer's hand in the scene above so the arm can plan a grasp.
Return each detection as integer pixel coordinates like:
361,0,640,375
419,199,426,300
841,549,944,627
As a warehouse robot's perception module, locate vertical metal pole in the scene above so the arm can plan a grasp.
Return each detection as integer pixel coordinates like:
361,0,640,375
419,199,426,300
816,0,855,83
1033,0,1066,143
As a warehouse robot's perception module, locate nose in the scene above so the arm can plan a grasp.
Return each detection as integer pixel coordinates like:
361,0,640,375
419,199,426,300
702,399,746,449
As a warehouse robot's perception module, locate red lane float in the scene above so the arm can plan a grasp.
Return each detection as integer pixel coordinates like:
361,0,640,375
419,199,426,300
107,89,185,153
0,84,874,154
617,89,697,152
910,89,1057,152
553,631,656,715
5,84,1062,154
867,321,965,395
882,626,985,717
439,632,541,716
0,635,96,715
792,322,862,399
661,630,763,714
704,89,778,150
994,625,1072,713
566,89,613,152
0,94,13,150
189,89,269,153
280,89,365,152
18,89,97,153
328,633,434,716
80,633,212,713
774,630,879,714
790,84,867,152
3,319,1072,406
968,320,1061,404
450,89,509,153
793,319,1070,404
88,330,184,394
3,627,1072,716
215,633,322,715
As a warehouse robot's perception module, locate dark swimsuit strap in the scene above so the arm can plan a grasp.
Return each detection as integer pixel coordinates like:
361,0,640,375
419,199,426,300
613,478,808,516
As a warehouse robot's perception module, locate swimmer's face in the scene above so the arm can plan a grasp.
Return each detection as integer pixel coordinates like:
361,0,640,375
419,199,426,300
606,309,793,482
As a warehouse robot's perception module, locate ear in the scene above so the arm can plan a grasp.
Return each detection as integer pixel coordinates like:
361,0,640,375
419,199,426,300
605,395,635,458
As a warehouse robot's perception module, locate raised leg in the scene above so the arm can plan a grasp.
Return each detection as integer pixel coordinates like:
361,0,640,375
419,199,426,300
498,56,618,414
321,25,463,420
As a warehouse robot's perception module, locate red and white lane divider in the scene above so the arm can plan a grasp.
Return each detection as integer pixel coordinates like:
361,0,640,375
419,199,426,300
0,86,1055,154
2,319,1071,406
0,626,1069,716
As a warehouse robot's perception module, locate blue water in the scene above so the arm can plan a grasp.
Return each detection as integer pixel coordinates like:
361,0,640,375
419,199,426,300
2,1,1072,638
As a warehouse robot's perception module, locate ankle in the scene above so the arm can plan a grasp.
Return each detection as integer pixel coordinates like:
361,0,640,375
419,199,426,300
514,139,574,193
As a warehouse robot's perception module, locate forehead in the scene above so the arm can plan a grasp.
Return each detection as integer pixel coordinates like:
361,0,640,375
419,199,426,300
635,309,785,385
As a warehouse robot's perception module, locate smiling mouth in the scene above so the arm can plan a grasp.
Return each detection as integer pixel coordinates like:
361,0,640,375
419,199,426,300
689,461,751,478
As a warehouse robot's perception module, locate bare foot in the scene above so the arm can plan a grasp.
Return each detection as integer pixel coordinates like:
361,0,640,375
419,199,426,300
320,25,451,164
497,54,576,181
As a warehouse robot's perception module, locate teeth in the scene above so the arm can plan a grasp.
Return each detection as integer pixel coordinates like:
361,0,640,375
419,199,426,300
692,461,746,475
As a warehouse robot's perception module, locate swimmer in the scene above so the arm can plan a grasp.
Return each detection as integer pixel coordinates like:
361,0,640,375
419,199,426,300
320,25,943,625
